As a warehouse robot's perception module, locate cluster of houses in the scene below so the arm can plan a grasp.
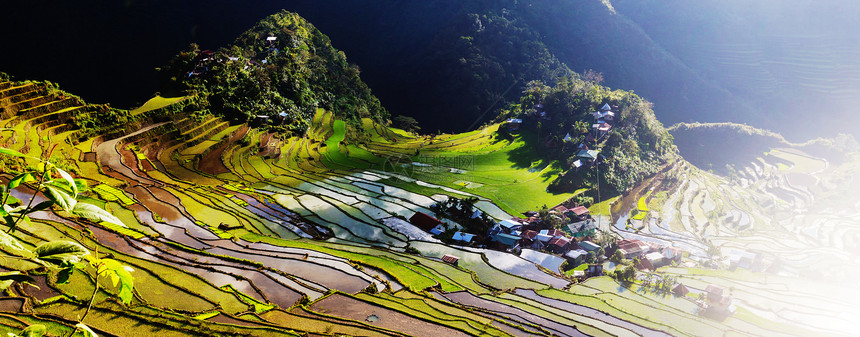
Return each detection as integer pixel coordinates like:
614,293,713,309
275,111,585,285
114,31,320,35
506,103,615,172
187,35,283,79
408,197,693,279
408,202,609,277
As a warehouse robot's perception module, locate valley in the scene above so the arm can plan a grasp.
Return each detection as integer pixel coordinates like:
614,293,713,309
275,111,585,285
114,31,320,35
0,72,856,336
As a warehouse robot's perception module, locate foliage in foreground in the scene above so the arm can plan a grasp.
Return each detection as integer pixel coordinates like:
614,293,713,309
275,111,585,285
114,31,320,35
0,146,135,337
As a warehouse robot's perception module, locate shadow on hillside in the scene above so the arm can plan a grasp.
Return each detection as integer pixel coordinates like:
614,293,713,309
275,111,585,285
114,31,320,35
670,125,786,175
506,131,551,170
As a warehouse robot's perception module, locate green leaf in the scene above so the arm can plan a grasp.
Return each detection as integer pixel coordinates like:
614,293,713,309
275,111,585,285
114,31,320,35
73,178,89,193
0,280,12,292
74,323,98,337
56,267,74,284
0,207,16,232
0,148,29,158
7,173,34,190
54,167,77,197
72,203,127,228
20,324,46,337
0,271,36,284
27,200,53,214
44,186,76,213
5,194,21,206
0,229,25,252
95,258,134,305
0,272,35,292
34,241,90,267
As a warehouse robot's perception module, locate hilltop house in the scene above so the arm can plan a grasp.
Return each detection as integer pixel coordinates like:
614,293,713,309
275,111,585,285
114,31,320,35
505,118,522,131
592,122,612,139
441,254,460,266
592,103,615,122
577,149,600,163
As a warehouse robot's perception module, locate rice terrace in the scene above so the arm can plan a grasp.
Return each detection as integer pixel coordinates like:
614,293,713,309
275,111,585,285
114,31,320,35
0,5,859,337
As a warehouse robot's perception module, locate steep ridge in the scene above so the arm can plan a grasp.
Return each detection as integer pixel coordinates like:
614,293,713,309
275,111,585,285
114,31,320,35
157,11,388,136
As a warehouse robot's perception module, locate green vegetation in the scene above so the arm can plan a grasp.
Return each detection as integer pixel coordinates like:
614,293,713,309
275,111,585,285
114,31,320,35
3,4,847,335
157,11,388,135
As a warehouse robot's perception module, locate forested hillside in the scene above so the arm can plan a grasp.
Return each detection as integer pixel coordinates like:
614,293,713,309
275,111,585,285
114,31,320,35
157,11,387,134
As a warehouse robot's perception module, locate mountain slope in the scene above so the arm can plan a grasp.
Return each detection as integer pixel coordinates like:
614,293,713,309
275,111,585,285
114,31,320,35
157,11,388,134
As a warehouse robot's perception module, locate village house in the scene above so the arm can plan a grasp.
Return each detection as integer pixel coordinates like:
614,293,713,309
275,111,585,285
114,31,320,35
586,264,603,277
673,283,690,297
452,232,475,244
535,232,553,243
547,236,572,254
505,118,522,131
617,239,649,259
662,246,684,263
539,228,565,238
565,249,588,266
441,254,460,266
635,257,655,272
491,233,521,250
251,115,270,127
577,149,600,163
592,103,615,122
568,219,598,238
578,240,601,253
409,212,444,232
521,229,538,243
571,158,583,171
704,284,734,312
430,223,446,236
645,251,665,268
565,206,590,222
592,122,612,139
498,219,523,233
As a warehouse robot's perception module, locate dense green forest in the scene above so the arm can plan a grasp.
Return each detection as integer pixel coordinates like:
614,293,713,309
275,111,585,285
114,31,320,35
157,11,387,135
497,74,676,194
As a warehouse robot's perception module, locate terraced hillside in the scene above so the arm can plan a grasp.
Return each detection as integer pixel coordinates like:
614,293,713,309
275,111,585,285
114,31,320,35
0,73,856,337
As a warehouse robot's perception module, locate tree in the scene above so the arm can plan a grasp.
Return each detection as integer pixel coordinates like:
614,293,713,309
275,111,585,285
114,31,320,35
393,115,421,133
610,250,624,264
